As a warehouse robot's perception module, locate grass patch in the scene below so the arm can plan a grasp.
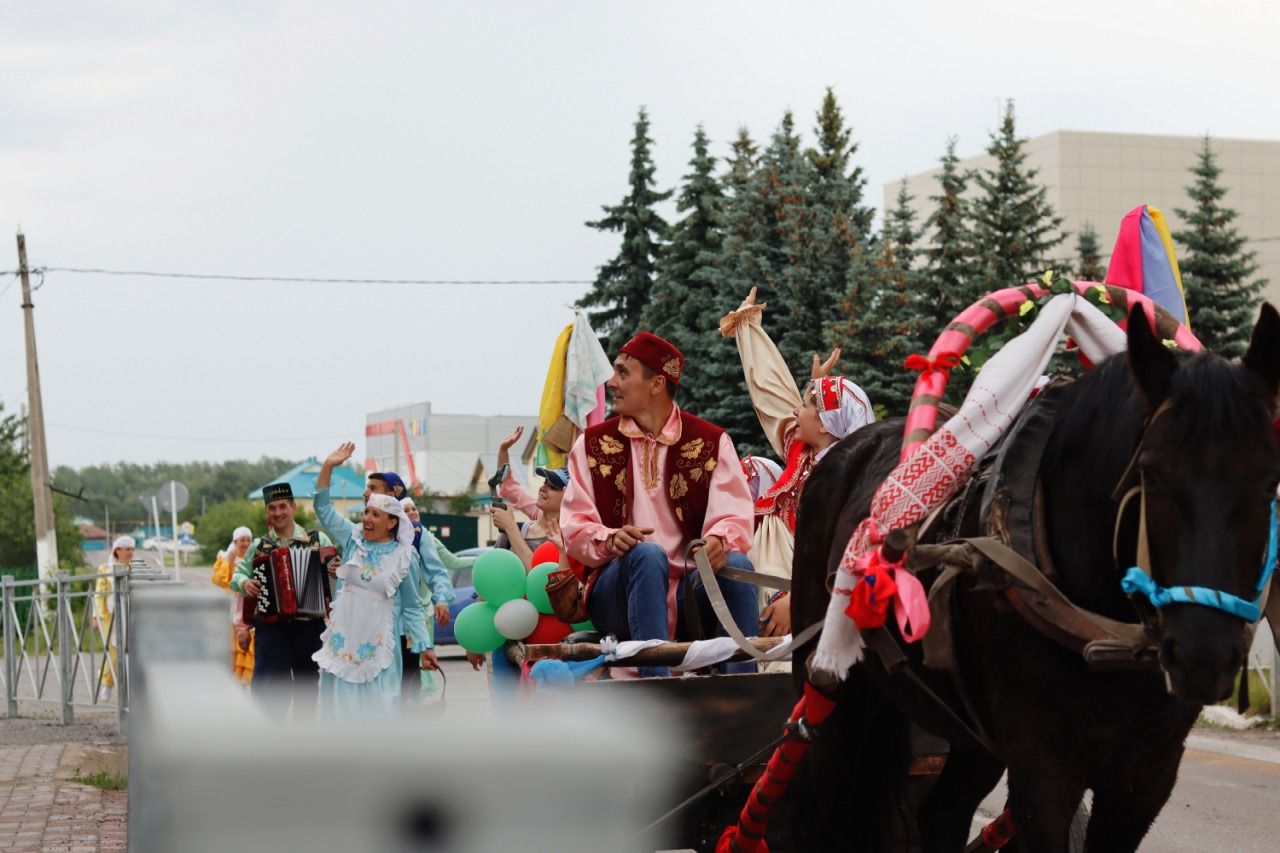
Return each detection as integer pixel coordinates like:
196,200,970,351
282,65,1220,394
71,768,127,791
1228,669,1273,716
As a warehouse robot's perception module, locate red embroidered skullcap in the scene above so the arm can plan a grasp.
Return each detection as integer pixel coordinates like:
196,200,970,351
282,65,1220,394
620,331,685,386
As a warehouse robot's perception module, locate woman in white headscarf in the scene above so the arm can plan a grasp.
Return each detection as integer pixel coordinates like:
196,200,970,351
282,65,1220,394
94,536,138,702
720,288,875,654
212,526,256,685
313,442,436,721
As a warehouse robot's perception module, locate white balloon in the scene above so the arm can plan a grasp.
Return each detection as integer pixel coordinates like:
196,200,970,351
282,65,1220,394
494,598,539,640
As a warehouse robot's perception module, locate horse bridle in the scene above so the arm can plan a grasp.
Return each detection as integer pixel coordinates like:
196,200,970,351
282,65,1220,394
1111,400,1279,629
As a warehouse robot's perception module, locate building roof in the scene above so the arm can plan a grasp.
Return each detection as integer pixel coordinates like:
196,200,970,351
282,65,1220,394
247,457,367,501
78,523,109,540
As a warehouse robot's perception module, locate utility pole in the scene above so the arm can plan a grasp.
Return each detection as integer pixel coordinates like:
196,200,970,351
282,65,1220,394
17,232,59,581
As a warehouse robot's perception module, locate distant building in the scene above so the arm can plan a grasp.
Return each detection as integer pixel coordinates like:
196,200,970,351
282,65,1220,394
365,403,536,498
248,458,366,516
892,130,1280,306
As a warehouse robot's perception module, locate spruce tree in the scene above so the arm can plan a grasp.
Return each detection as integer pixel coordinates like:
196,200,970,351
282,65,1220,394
970,102,1066,295
886,179,921,270
642,125,726,416
578,107,672,354
787,90,874,388
919,137,978,349
829,241,920,417
1076,222,1105,282
701,118,812,458
1173,136,1266,358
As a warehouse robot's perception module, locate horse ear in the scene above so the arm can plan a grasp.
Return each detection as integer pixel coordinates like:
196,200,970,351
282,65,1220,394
1127,304,1176,407
1243,302,1280,408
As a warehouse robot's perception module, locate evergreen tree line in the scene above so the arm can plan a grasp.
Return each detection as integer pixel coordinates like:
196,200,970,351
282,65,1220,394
579,94,1266,456
51,456,296,528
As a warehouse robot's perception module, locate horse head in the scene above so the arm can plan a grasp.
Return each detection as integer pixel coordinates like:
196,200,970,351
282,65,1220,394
1126,302,1280,705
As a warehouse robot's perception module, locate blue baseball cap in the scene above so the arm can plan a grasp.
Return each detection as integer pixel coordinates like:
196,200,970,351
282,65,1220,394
535,467,571,489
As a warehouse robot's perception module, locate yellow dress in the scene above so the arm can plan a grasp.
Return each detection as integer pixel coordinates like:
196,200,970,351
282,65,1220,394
94,563,122,689
212,552,255,685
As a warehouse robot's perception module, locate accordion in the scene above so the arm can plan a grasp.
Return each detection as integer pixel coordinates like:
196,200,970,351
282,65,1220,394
243,545,335,623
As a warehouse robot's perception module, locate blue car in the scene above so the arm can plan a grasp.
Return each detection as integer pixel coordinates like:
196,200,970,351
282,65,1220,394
433,548,486,646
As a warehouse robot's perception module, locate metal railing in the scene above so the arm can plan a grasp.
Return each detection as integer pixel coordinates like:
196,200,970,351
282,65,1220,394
1,568,146,728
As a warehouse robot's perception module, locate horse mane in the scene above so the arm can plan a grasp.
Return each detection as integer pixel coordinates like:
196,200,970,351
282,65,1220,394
1166,352,1273,445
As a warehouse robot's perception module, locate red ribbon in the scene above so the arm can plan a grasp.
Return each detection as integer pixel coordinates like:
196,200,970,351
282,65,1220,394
903,352,961,375
844,551,900,629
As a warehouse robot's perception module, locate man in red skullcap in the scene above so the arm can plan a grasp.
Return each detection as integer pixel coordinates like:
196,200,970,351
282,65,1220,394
561,331,759,677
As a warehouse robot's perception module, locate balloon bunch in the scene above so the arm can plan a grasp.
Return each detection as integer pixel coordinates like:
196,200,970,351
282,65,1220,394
454,542,594,654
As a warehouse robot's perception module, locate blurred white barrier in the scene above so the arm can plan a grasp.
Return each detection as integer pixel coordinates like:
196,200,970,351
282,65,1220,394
127,586,678,852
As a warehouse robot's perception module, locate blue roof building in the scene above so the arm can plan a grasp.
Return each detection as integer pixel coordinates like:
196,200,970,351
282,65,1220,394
248,458,367,514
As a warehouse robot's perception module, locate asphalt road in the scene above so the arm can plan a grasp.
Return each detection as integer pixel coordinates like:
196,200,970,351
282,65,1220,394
973,731,1280,851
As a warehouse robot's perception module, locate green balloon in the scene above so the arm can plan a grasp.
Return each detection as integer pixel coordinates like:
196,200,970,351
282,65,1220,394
473,548,527,605
454,602,504,654
571,620,596,632
526,562,558,615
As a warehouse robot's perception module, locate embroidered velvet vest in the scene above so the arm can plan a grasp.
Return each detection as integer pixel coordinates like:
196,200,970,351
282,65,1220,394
583,412,725,542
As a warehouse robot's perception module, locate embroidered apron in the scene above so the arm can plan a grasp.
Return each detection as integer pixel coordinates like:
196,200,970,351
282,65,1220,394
313,543,411,684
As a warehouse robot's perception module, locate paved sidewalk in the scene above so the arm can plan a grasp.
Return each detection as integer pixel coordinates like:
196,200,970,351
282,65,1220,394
0,743,126,852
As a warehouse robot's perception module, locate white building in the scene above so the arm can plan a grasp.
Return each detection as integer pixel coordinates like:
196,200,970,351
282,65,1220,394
891,130,1280,305
364,403,536,497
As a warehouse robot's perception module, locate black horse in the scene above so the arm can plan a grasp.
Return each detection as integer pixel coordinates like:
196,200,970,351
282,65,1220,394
789,304,1280,852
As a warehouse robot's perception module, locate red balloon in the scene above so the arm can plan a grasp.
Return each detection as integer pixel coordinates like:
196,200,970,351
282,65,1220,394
525,613,573,645
530,541,561,568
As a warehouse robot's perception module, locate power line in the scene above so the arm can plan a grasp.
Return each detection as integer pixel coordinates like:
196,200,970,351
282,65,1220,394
2,265,592,286
48,422,355,444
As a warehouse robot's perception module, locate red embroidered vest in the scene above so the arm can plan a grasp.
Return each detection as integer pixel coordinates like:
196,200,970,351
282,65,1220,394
583,412,725,542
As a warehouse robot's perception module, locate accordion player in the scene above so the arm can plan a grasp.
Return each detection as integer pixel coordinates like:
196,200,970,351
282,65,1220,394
243,544,336,623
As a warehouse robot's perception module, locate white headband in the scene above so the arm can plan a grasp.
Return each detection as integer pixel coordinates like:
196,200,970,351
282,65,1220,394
112,535,136,552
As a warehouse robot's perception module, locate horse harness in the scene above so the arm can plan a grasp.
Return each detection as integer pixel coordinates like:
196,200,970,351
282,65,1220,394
857,381,1166,754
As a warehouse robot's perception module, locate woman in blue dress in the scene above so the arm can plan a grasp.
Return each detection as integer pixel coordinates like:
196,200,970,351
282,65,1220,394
312,442,436,720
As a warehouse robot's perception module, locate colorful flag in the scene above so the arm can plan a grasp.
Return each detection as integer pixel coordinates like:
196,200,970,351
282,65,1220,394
1104,204,1189,329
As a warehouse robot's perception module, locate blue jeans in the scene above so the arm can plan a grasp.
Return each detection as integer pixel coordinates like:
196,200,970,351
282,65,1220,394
587,542,760,677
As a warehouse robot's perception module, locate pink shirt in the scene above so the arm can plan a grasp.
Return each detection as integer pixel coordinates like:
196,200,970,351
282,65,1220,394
562,405,755,635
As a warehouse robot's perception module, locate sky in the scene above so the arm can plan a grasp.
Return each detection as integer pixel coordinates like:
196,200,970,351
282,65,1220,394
3,0,1278,469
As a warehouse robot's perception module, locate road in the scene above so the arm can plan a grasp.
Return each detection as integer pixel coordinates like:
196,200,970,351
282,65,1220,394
972,731,1280,851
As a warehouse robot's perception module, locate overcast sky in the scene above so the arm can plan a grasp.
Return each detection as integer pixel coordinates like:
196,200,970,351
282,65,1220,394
3,1,1277,469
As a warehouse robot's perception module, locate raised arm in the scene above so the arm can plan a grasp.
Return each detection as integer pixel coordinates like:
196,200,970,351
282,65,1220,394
720,288,804,459
314,443,357,544
496,427,541,518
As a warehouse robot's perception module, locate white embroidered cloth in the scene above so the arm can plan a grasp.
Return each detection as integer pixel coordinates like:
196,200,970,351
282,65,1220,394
809,294,1127,680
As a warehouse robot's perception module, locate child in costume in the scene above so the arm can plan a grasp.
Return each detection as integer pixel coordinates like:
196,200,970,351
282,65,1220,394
720,288,875,645
211,526,255,685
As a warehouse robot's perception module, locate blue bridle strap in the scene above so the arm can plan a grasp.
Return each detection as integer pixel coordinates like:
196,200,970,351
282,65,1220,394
1120,499,1279,624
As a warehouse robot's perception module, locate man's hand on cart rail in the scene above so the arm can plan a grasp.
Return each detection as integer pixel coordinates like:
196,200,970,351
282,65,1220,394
759,595,791,637
609,525,655,555
697,535,728,572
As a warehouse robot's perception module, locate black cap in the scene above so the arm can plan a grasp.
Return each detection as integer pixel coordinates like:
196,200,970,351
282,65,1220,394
262,482,294,504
